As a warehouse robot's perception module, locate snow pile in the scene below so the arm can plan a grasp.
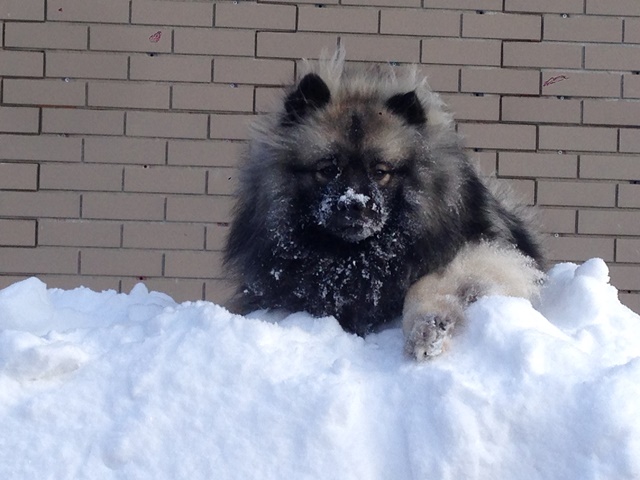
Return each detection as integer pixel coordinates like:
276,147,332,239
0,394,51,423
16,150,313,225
1,259,639,479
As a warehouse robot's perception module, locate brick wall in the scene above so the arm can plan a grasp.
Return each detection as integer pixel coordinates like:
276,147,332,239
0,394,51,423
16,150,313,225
1,0,639,311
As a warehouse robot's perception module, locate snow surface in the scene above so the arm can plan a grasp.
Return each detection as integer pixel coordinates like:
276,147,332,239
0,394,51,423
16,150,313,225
1,258,640,480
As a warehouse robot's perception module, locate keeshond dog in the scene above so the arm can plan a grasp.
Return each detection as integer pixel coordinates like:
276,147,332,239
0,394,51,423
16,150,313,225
224,51,544,360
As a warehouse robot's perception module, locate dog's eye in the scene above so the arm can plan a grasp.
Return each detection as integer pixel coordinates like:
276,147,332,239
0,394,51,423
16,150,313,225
372,163,393,185
315,164,339,183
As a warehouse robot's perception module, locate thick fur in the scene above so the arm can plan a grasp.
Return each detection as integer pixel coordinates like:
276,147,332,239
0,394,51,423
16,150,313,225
224,50,544,355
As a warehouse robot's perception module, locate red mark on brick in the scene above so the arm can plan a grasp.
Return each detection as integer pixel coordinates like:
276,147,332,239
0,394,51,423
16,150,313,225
149,31,162,43
543,75,569,87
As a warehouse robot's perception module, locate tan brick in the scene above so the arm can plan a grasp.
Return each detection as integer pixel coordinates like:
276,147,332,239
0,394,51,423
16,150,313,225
610,265,640,291
122,277,205,303
262,0,337,3
126,111,208,139
462,12,541,40
496,178,535,205
46,51,128,80
166,195,234,223
172,84,253,112
471,151,497,176
3,79,86,107
586,0,640,16
0,0,44,20
0,247,78,275
341,35,420,63
257,32,338,59
578,210,640,236
458,123,537,150
40,164,123,191
585,45,640,71
626,18,640,43
503,42,582,69
88,82,169,109
0,163,38,190
215,2,295,30
131,0,213,27
538,208,577,234
380,9,459,36
538,181,616,207
0,134,81,162
505,0,585,14
580,155,640,180
35,275,120,292
204,279,235,304
214,57,295,86
546,235,615,262
0,50,44,77
441,94,500,121
208,167,237,196
5,22,87,49
502,97,581,124
0,219,36,246
130,55,212,83
91,25,172,53
81,249,163,276
422,38,501,66
82,193,164,221
0,107,39,134
47,0,129,23
461,68,540,95
624,74,640,98
255,88,282,113
424,0,502,9
620,129,640,153
417,66,460,93
583,99,640,126
123,222,205,249
544,15,623,43
42,109,124,136
619,293,640,314
539,126,618,152
618,184,640,208
299,6,378,33
39,220,121,247
165,251,223,279
210,114,253,140
124,166,206,194
206,224,229,251
85,137,166,165
168,140,242,167
0,191,80,218
541,71,622,98
617,238,640,263
498,152,578,178
174,28,254,56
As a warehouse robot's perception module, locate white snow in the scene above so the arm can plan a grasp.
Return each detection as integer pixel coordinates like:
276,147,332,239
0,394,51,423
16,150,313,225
1,258,640,479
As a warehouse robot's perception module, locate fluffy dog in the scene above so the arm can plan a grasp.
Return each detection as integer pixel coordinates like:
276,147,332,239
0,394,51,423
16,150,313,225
224,51,544,360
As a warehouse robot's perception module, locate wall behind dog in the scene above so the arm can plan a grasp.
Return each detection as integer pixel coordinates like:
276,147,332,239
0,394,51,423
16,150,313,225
1,0,639,312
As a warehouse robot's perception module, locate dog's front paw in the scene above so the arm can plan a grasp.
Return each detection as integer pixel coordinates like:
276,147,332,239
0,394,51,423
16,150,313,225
404,313,457,361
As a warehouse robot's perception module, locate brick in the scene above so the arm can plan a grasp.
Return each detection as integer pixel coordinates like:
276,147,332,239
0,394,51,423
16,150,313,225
214,57,295,86
122,278,205,303
416,66,460,93
626,18,640,43
538,208,577,234
0,219,36,247
130,55,212,83
47,0,129,24
255,88,282,113
544,15,623,43
206,224,228,251
42,109,124,136
441,94,500,121
82,193,164,221
462,12,541,40
261,0,337,3
624,74,640,98
0,191,79,218
166,195,234,223
619,293,640,314
0,248,78,275
422,38,501,66
342,35,421,63
126,111,208,139
580,155,640,180
91,25,172,53
204,279,235,304
257,32,339,59
165,251,223,279
610,265,640,291
0,107,39,134
0,50,44,77
0,163,38,190
620,129,640,153
34,275,120,293
380,9,460,37
586,0,640,16
46,51,128,80
505,0,585,14
299,6,378,34
546,236,615,262
458,123,537,150
498,152,578,178
124,166,206,194
503,42,582,69
0,134,81,162
132,0,213,27
578,210,640,236
39,220,121,247
471,151,497,176
538,181,616,207
85,137,166,165
585,45,640,71
0,0,44,20
3,79,86,107
89,81,170,110
174,28,254,56
216,2,294,30
168,140,242,167
210,114,253,140
172,84,253,112
424,0,502,9
539,126,618,152
40,164,123,191
583,100,640,126
541,71,622,98
502,97,581,124
618,184,640,208
461,68,540,95
123,222,204,250
5,22,87,49
496,178,535,205
617,238,640,263
81,249,163,277
208,167,237,196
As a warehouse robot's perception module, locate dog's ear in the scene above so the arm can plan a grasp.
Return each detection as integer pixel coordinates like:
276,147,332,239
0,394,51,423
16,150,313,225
282,73,331,125
385,91,426,126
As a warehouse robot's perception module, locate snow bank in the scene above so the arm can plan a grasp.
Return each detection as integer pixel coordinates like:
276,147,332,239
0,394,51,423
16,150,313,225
1,259,639,479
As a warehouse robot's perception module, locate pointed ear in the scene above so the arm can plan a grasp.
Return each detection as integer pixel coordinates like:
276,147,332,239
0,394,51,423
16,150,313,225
282,73,331,125
385,91,426,126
